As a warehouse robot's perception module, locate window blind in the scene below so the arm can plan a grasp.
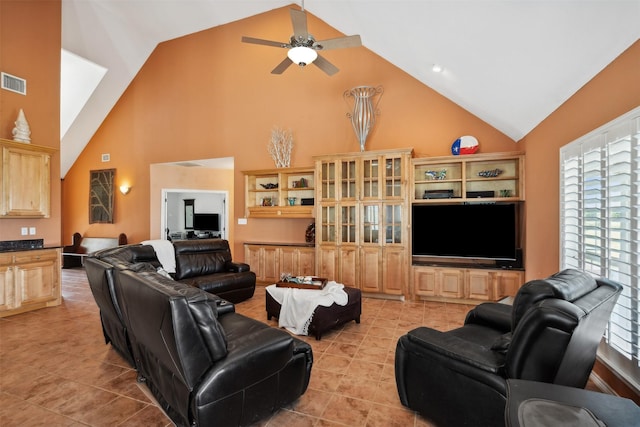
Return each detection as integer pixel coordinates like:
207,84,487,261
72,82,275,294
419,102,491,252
560,106,640,392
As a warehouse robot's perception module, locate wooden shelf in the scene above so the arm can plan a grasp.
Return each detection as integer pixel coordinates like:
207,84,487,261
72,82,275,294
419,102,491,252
243,166,315,218
412,151,524,203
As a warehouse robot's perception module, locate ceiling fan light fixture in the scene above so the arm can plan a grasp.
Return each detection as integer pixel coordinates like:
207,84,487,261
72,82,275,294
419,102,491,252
288,46,317,67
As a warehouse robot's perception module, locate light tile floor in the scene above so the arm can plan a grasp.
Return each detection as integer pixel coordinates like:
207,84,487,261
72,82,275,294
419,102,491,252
0,268,482,426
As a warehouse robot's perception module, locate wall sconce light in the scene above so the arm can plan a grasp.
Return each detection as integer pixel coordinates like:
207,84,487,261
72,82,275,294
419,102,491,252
119,185,131,195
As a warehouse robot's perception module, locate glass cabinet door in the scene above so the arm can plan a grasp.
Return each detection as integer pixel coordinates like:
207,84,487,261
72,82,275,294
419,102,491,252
320,205,336,243
385,156,403,198
341,204,357,243
321,162,336,200
362,157,380,199
341,160,357,200
362,203,381,244
384,203,403,244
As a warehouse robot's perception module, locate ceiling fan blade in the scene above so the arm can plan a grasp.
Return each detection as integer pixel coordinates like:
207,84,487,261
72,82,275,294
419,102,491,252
290,8,309,40
271,57,294,74
313,54,339,76
315,35,362,51
241,36,287,48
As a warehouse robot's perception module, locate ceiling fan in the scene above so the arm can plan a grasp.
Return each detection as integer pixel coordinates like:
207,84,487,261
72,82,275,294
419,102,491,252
241,7,362,76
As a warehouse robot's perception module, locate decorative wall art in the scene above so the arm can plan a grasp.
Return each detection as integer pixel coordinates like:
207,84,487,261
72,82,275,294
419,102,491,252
89,169,115,224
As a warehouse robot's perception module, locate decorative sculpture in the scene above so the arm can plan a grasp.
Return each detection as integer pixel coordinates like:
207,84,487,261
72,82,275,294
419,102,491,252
478,168,503,178
12,109,31,143
344,85,383,152
268,127,293,168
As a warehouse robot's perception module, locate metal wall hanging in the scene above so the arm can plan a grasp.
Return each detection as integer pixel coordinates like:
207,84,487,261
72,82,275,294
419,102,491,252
344,85,383,152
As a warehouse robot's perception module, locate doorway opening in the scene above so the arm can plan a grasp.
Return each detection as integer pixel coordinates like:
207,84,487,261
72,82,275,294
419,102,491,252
161,189,228,241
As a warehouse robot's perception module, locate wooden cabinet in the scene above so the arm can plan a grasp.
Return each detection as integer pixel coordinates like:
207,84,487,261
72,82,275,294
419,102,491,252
243,167,315,218
412,151,524,203
412,265,524,303
0,248,61,317
244,243,315,284
0,253,15,312
315,148,412,296
496,270,526,297
280,245,315,277
413,267,464,299
1,138,55,218
466,269,494,301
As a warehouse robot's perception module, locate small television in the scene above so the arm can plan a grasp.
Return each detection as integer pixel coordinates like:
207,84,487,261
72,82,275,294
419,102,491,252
193,213,220,232
412,203,519,262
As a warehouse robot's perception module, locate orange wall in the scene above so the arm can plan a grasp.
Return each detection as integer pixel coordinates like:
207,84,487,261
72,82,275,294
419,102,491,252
61,6,517,259
0,0,61,244
521,40,640,281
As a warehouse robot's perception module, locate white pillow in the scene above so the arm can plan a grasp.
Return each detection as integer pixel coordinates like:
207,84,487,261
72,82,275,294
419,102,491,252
141,239,176,273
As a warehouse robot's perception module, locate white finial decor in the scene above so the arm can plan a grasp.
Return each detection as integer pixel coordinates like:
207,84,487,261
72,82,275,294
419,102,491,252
268,127,293,168
12,109,31,143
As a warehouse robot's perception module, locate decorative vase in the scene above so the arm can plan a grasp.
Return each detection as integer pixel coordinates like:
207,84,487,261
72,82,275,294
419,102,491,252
305,222,315,243
344,85,383,152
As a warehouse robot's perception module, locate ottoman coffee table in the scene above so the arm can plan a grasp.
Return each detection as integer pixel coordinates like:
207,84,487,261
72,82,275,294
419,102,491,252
266,285,362,340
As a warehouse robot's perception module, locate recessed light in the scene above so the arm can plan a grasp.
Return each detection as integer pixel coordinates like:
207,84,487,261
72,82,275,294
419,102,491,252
432,64,443,73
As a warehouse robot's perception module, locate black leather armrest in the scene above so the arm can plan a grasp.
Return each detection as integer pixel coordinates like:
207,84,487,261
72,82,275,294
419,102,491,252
196,326,294,401
226,261,250,273
407,327,504,374
292,337,313,369
465,302,512,332
215,298,235,315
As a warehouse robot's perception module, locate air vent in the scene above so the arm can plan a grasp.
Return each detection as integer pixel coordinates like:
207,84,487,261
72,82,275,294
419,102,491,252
1,72,27,95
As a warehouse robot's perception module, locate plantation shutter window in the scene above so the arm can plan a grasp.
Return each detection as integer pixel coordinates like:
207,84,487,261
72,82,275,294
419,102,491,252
560,106,640,392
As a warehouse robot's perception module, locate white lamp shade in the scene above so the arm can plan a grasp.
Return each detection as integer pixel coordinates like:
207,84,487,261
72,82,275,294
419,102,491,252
287,46,318,66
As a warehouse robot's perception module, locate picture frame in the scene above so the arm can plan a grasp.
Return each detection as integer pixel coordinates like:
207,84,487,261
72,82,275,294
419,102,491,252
89,169,115,224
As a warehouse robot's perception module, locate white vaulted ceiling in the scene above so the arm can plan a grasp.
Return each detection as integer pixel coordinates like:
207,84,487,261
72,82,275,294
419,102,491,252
61,0,640,176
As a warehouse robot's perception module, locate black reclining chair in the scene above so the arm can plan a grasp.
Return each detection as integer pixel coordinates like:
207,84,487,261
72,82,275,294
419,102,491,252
395,269,623,427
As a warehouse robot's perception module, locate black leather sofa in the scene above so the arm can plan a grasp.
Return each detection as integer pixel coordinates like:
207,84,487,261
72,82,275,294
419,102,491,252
84,243,312,426
87,239,255,303
395,269,622,427
171,239,255,304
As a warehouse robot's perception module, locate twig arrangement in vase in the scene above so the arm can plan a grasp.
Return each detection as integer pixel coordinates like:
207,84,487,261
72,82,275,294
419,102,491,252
268,127,293,168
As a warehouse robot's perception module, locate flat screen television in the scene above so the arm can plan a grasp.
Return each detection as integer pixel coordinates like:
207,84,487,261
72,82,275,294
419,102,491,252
412,203,518,261
193,213,220,232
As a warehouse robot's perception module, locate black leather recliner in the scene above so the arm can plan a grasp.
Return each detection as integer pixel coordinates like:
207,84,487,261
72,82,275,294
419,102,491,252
113,268,312,427
395,269,623,427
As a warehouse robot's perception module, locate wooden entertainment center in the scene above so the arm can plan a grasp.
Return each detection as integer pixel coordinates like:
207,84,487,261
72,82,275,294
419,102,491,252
411,151,525,303
243,150,525,303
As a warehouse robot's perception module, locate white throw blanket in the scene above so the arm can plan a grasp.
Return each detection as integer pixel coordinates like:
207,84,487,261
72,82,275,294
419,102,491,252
266,281,348,335
141,239,176,273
